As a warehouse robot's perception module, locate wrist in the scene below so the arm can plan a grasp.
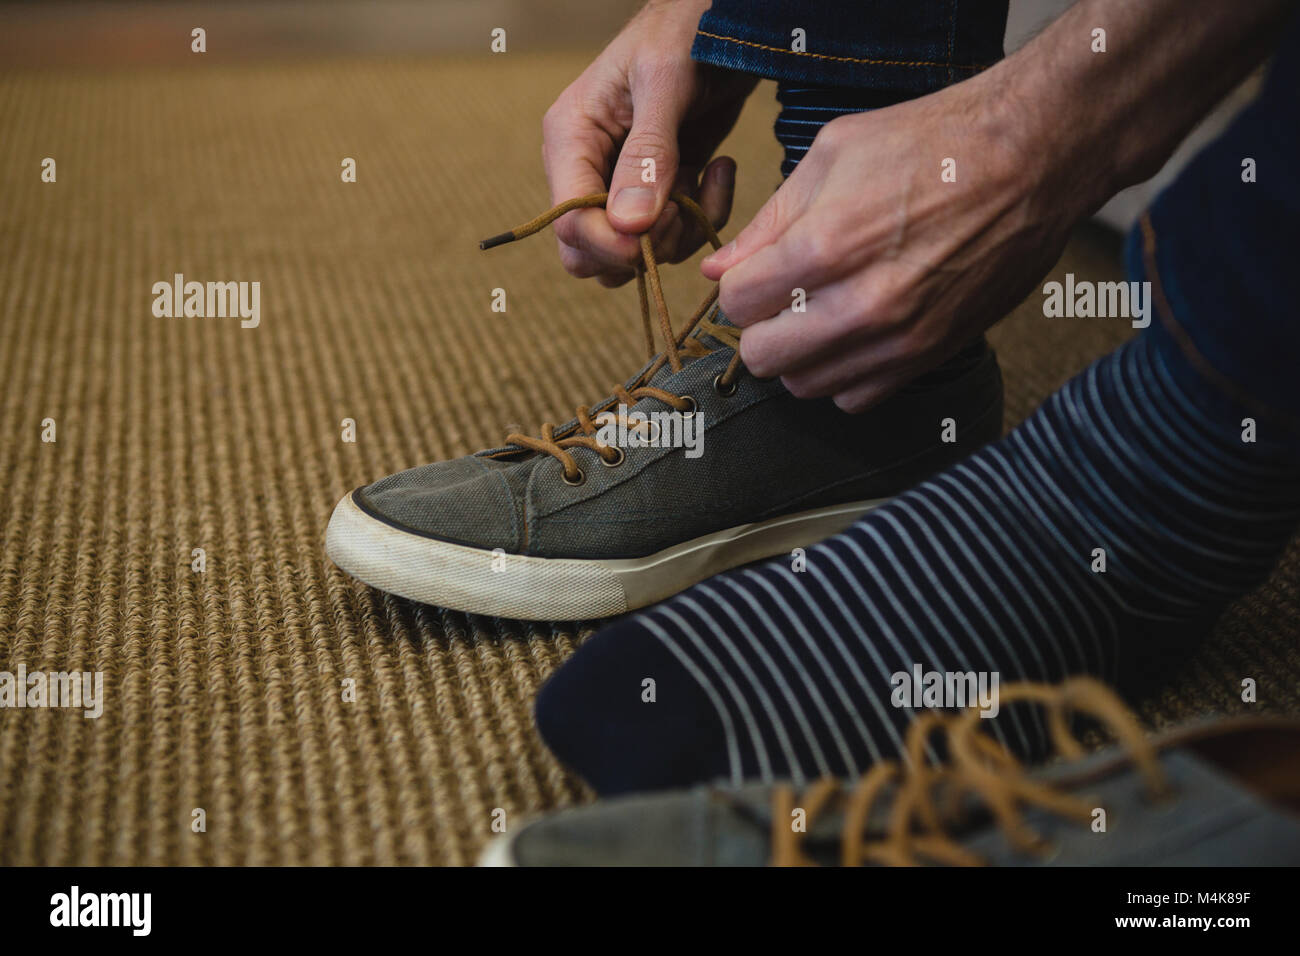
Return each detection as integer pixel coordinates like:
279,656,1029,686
979,49,1122,225
940,66,1101,236
630,0,715,62
986,0,1291,222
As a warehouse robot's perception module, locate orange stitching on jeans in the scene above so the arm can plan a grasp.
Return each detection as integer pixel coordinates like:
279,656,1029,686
1140,212,1300,433
695,30,988,71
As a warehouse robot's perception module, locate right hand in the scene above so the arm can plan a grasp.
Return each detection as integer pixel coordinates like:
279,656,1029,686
542,0,757,286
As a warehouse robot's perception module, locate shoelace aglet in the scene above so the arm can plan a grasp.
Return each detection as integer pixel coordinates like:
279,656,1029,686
479,231,516,251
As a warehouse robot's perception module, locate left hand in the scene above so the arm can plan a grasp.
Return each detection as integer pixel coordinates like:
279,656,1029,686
702,74,1081,412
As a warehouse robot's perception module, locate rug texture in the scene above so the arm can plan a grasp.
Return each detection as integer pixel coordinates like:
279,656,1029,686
1,54,1296,865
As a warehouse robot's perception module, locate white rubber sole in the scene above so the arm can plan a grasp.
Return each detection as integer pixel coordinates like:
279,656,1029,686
325,490,885,621
476,833,518,867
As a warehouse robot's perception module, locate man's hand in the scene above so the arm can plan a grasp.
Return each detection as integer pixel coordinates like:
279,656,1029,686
702,0,1291,413
542,0,756,287
703,78,1071,413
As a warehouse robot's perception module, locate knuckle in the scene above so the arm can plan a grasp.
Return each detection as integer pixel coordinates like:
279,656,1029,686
632,55,681,89
623,129,674,168
557,245,596,278
541,97,568,136
552,214,581,247
791,227,833,272
750,195,784,238
597,271,630,289
811,115,848,152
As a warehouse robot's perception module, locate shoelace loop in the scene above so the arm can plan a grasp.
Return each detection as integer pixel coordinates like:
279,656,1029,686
769,677,1172,867
480,192,742,483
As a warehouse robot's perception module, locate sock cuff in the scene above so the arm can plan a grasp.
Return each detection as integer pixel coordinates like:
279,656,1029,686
773,84,911,178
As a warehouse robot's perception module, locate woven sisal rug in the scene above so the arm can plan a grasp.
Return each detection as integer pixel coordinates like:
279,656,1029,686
1,54,1296,865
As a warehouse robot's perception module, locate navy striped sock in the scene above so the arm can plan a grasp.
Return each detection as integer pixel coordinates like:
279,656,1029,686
775,84,909,177
535,332,1300,795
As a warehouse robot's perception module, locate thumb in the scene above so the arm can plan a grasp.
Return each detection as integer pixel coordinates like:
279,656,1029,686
607,94,684,234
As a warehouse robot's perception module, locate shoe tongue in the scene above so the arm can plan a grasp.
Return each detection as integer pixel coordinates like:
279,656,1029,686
637,309,736,390
491,305,735,451
695,309,736,351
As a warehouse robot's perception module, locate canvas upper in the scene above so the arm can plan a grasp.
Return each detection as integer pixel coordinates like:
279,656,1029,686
353,329,1003,560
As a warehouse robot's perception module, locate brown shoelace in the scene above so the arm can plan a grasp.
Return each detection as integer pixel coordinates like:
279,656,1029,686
770,676,1172,866
480,192,742,485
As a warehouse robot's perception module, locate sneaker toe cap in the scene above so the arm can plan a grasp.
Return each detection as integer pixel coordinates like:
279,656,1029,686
356,455,525,551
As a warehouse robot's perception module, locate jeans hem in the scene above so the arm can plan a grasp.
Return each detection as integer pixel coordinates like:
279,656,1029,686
691,30,992,93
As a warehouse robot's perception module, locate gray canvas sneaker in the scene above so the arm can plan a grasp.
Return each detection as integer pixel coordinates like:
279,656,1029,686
325,193,1002,620
480,678,1300,866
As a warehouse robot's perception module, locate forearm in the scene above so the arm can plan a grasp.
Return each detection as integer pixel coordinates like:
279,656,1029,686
990,0,1294,218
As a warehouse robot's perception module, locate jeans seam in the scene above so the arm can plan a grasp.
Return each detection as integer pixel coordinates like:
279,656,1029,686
694,29,989,71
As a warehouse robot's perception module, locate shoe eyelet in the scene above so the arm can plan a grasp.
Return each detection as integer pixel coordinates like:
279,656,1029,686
713,374,737,398
677,395,698,417
633,420,661,445
600,447,625,468
562,468,586,487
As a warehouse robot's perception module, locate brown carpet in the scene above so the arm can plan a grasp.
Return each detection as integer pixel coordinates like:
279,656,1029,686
0,54,1296,866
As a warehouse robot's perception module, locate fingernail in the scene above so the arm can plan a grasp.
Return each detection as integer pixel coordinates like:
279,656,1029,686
711,162,735,187
703,240,735,267
610,186,657,222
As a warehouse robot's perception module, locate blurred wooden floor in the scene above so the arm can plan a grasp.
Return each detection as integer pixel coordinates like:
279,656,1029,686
0,0,643,68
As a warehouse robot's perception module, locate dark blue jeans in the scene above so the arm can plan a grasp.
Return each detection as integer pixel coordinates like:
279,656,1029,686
692,0,1009,92
693,0,1300,450
1128,7,1300,446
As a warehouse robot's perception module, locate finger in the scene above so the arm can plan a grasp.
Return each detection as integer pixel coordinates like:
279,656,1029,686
564,206,678,282
597,269,637,289
780,339,907,400
701,172,801,280
554,209,644,274
542,99,643,272
607,69,690,234
831,366,920,414
737,281,868,379
717,215,842,328
644,201,681,260
667,156,736,264
697,156,737,236
556,241,616,280
650,201,688,262
779,330,941,404
736,265,915,376
553,198,680,279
